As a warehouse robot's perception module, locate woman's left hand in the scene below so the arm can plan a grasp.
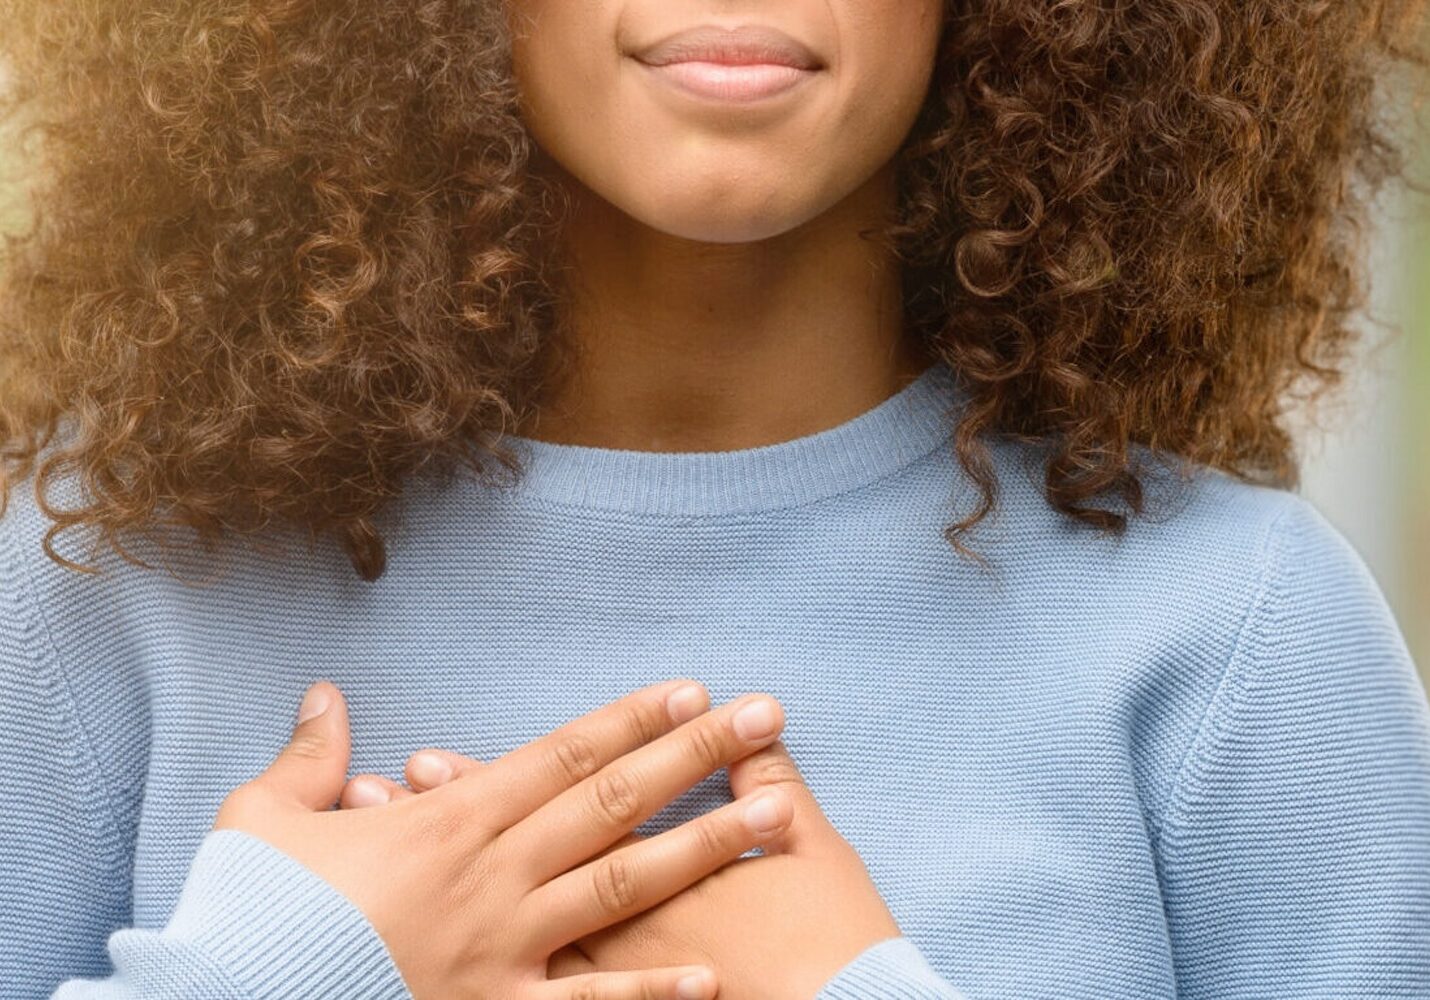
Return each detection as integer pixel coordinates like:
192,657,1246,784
341,735,903,999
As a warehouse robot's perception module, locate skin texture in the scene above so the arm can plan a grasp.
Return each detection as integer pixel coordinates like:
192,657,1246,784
341,741,904,999
216,678,806,1000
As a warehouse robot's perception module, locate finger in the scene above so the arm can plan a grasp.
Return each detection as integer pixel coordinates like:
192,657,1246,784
594,832,643,857
339,773,415,809
258,680,352,811
726,738,837,855
448,678,710,831
404,747,484,791
523,784,791,952
560,830,645,866
511,692,784,882
539,964,717,1000
514,689,783,869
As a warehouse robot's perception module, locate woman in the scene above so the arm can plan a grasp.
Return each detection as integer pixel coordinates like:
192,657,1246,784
1,0,1427,997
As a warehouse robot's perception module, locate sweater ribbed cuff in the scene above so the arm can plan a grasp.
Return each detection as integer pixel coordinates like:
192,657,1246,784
814,936,968,1000
153,828,413,999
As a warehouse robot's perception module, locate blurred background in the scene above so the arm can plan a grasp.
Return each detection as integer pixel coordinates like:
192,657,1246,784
1300,68,1429,689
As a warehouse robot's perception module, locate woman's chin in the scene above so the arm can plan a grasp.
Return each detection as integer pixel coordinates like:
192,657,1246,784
623,197,815,246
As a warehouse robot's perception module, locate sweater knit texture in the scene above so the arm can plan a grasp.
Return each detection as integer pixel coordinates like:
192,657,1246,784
1,360,1427,999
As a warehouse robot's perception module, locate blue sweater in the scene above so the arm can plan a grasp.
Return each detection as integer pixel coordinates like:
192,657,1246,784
1,361,1427,999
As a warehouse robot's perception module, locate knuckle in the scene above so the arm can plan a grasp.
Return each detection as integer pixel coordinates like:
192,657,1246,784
284,731,328,761
693,814,732,857
592,769,642,826
592,853,639,914
683,721,727,771
569,984,598,1000
552,734,600,785
747,753,804,788
621,699,664,746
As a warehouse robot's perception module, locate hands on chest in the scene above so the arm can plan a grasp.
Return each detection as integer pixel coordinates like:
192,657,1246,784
211,678,901,1000
341,694,903,1000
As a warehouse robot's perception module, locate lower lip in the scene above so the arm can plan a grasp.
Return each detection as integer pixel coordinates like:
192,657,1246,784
637,60,816,103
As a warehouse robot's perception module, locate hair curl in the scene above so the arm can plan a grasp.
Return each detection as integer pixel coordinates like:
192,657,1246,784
0,0,1426,581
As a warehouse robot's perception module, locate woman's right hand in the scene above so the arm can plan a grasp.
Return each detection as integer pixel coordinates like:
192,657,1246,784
211,677,792,1000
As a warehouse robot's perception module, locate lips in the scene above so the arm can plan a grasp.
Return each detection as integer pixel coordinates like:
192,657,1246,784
629,25,823,104
632,24,824,71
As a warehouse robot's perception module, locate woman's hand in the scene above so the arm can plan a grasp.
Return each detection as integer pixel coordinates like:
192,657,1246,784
214,678,795,1000
344,726,903,999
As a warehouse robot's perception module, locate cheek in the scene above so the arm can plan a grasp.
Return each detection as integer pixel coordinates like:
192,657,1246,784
508,4,621,166
833,1,943,138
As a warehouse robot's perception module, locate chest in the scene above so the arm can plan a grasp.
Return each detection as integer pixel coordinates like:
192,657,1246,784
123,626,1179,999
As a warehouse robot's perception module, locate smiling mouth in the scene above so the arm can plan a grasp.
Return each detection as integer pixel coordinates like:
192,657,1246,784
629,24,824,104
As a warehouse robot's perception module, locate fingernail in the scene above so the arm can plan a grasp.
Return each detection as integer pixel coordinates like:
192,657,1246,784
410,752,453,786
732,697,778,741
665,683,706,724
348,777,390,807
297,684,330,724
676,969,712,1000
742,790,786,834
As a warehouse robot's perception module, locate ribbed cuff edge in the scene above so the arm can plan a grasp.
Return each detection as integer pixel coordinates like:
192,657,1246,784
162,828,413,1000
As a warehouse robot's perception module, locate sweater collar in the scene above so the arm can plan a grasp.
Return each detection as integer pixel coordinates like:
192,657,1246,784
484,361,961,517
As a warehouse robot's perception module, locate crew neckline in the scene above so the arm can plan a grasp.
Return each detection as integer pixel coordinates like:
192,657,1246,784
490,361,961,517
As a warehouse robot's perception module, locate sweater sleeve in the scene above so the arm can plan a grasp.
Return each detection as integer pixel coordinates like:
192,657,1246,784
814,936,970,999
52,831,415,999
1151,498,1430,997
0,528,413,1000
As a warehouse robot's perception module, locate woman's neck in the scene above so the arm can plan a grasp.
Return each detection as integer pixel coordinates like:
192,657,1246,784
515,160,938,452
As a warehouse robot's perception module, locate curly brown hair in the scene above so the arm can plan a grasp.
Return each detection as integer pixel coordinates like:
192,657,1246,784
0,0,1426,582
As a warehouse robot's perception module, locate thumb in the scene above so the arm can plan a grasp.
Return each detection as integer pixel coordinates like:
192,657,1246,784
727,739,840,856
259,680,352,811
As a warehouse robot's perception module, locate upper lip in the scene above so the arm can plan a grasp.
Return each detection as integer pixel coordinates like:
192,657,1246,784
631,24,823,70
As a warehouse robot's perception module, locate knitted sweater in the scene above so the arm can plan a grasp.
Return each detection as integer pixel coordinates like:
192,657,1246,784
1,361,1427,999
